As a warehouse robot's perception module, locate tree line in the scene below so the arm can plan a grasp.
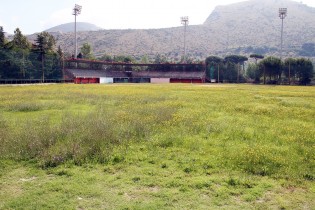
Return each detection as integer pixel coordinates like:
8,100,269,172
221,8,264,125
206,54,314,85
0,27,63,81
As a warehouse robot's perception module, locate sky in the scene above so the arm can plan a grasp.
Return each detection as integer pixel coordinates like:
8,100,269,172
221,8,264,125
1,0,315,35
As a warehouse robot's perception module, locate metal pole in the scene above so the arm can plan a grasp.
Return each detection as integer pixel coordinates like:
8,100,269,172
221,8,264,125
181,16,189,63
279,8,287,84
184,23,187,63
75,14,77,59
73,4,82,59
280,18,284,59
279,8,287,59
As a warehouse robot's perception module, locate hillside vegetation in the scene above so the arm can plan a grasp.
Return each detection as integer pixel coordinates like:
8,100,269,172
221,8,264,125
0,84,314,209
34,0,315,59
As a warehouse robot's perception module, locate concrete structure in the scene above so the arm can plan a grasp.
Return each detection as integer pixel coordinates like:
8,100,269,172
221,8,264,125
100,77,114,84
65,59,207,84
151,78,170,84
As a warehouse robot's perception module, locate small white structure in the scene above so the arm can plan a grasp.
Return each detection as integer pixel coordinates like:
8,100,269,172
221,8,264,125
151,78,170,84
100,77,114,84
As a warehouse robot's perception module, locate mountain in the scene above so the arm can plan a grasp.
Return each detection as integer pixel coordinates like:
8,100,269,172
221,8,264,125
203,0,315,55
36,0,315,59
45,22,103,33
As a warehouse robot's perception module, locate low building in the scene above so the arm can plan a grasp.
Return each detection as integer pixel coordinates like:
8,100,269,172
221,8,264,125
65,59,206,84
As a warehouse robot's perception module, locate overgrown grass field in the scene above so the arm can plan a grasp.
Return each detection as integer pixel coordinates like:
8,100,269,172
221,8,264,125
0,84,314,209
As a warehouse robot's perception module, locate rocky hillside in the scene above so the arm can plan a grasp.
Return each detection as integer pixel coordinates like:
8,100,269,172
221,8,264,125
204,0,315,55
50,26,211,59
36,0,315,59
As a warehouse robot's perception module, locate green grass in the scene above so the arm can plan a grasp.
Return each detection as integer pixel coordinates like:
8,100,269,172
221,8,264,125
0,84,314,209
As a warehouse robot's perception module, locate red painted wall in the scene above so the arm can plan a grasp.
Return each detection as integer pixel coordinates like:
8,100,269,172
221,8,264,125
74,78,100,84
74,77,204,84
170,79,203,83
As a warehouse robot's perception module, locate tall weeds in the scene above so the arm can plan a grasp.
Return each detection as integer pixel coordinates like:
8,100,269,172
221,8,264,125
0,99,180,167
0,84,314,180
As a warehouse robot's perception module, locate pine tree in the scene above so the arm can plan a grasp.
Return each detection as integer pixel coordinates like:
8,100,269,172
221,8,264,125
34,32,56,82
11,28,31,50
0,26,6,48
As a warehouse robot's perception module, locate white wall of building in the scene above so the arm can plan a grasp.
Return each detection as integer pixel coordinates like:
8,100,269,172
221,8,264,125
151,78,170,84
100,77,114,84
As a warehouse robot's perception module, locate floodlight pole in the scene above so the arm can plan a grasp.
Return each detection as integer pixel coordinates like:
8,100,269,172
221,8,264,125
73,4,82,59
181,16,189,63
75,14,77,58
279,8,287,84
279,8,287,59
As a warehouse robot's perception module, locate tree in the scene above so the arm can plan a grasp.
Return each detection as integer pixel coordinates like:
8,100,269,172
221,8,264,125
113,55,134,63
5,28,32,78
10,28,31,50
0,26,9,78
224,55,248,83
283,58,297,84
296,58,313,85
224,55,248,64
140,55,150,64
0,47,35,79
154,54,168,64
247,55,264,83
221,61,238,83
80,43,94,59
57,45,64,59
246,63,261,83
206,56,223,65
250,54,264,64
99,54,113,62
57,46,64,79
206,56,223,82
0,29,62,81
34,32,56,53
259,56,282,84
34,32,56,82
0,26,6,48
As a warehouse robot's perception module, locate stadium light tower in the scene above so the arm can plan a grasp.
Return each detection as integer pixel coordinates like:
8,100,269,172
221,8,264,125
279,8,287,59
73,4,82,59
181,16,189,63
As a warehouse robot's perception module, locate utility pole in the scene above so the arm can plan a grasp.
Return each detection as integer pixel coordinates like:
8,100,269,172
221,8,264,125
181,16,189,63
73,4,82,59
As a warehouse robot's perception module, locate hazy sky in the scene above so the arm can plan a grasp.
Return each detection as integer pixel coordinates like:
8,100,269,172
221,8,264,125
1,0,315,34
